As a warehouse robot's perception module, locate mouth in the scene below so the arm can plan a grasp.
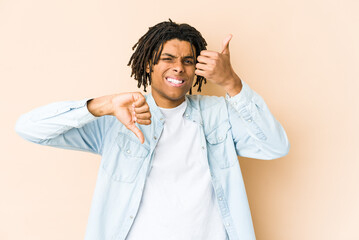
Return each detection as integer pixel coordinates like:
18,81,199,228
165,77,185,87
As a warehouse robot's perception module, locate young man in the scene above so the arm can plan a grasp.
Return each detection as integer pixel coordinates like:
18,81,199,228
15,20,290,240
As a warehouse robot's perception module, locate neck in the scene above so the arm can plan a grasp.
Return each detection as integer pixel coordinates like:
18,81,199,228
152,93,185,109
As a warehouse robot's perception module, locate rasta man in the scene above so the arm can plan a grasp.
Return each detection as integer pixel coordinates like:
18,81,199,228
16,19,290,240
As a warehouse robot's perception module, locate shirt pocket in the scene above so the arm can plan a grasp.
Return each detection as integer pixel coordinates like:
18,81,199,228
205,121,235,169
102,132,150,183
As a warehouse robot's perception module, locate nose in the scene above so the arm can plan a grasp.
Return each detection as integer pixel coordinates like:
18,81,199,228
173,60,184,73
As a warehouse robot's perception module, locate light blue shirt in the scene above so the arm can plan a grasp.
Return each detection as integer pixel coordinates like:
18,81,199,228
15,80,290,240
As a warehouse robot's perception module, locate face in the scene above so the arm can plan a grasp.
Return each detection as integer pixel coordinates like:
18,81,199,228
147,38,196,108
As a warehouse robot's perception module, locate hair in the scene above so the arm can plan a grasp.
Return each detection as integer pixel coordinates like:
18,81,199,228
128,19,207,94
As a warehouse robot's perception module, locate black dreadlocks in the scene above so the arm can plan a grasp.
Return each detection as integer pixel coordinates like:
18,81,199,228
127,19,207,94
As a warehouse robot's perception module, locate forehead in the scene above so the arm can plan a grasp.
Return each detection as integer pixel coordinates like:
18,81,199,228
161,39,195,56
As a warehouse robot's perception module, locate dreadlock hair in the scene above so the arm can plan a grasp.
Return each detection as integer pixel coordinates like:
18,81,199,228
128,19,207,94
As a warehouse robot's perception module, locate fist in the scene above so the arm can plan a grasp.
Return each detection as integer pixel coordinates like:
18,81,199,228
111,92,151,144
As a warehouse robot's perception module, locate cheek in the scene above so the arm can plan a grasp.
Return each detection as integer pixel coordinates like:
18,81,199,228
151,67,164,80
187,67,196,78
154,65,170,76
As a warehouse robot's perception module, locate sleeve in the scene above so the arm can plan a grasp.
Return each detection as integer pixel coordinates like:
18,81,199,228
15,98,108,155
225,79,290,160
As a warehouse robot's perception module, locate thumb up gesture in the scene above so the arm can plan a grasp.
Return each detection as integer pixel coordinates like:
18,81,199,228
195,34,242,95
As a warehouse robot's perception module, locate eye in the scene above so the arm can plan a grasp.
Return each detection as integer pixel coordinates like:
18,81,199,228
184,59,194,65
161,58,172,61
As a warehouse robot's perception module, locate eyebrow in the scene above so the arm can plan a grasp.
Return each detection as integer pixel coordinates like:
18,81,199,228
161,53,195,59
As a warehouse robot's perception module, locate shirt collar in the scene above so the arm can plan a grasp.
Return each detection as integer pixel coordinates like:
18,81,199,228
145,93,202,125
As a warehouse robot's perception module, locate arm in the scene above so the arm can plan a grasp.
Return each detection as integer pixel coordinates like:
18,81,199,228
196,34,289,160
15,98,106,155
15,93,152,154
225,79,290,159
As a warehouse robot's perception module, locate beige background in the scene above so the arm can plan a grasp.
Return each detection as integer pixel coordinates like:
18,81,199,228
1,0,358,239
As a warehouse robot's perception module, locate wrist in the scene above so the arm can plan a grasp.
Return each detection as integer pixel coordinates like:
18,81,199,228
223,73,243,97
87,95,116,117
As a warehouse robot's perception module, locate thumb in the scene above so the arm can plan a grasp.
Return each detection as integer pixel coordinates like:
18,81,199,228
127,123,145,144
221,34,233,55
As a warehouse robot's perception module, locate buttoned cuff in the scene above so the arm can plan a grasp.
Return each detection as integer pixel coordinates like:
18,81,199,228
225,80,267,140
225,79,253,109
76,98,99,126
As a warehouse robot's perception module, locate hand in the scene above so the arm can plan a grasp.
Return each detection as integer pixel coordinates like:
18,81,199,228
195,34,242,96
111,92,151,144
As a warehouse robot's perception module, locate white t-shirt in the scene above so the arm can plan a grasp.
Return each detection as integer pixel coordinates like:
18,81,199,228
126,100,227,240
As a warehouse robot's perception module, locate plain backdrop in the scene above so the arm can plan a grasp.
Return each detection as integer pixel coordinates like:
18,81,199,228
1,0,358,239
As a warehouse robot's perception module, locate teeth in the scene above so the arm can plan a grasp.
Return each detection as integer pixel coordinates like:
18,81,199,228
167,78,183,84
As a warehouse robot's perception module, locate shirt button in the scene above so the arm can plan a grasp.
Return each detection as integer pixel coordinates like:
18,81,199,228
154,136,157,140
185,113,189,117
218,137,223,141
126,149,131,154
219,197,223,201
202,146,205,149
226,222,230,226
160,118,164,121
247,119,252,122
130,216,134,219
233,102,237,105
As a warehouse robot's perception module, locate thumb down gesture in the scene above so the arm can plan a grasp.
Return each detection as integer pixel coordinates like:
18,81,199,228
111,92,151,144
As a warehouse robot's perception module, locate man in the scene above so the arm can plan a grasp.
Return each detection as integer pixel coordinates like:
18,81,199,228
15,20,290,240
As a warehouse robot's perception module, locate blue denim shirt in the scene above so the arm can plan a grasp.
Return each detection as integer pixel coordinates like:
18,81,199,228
15,80,290,240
